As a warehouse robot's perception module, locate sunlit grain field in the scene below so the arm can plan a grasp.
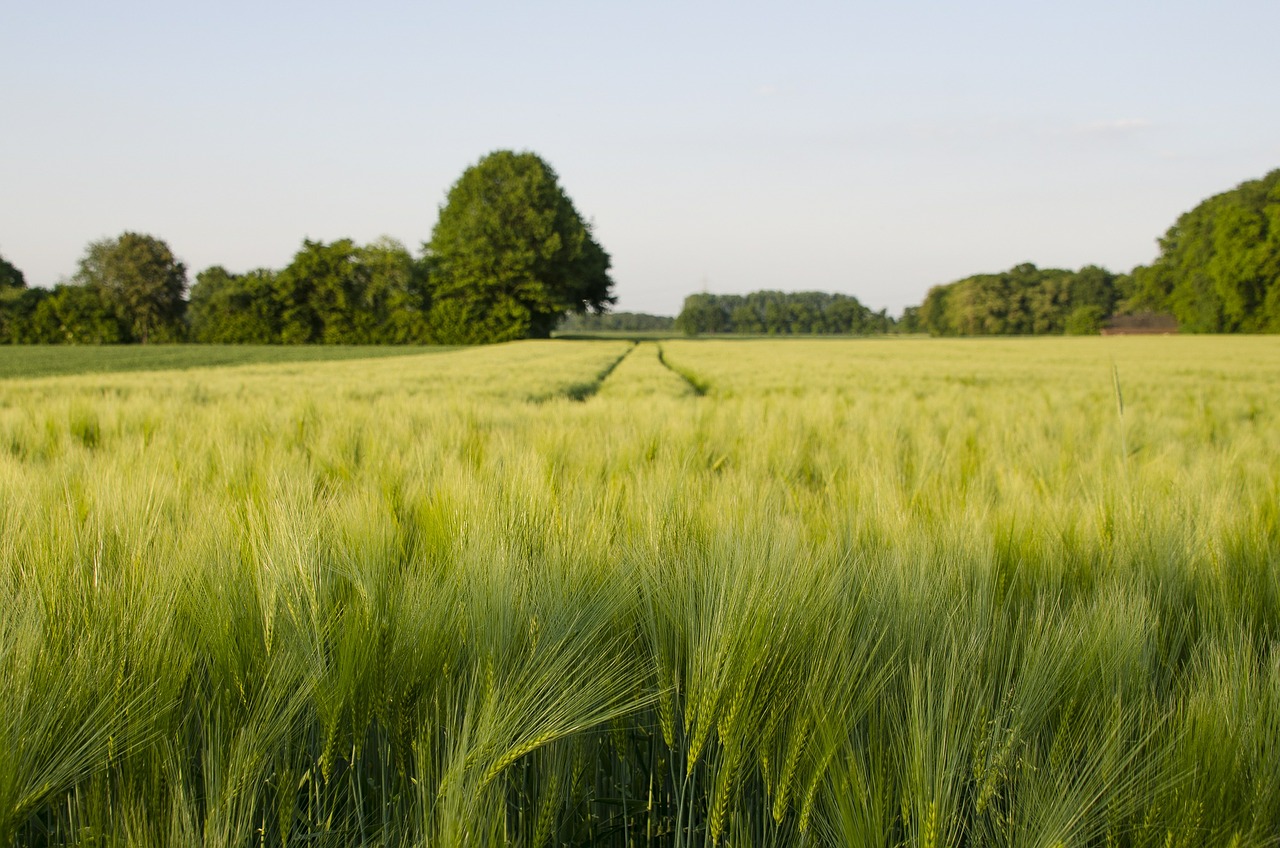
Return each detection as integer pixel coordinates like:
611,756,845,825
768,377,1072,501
2,337,1278,847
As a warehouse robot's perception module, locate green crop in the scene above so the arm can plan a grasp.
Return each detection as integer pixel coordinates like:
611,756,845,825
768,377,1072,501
0,344,454,380
1,337,1277,846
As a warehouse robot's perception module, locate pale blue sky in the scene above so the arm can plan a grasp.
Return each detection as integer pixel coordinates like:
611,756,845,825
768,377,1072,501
3,0,1278,315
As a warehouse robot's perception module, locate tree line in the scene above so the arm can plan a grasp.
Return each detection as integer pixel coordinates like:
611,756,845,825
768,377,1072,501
907,264,1127,336
909,167,1279,336
1,233,187,344
670,168,1275,337
0,234,436,345
4,164,1277,343
1,151,613,345
675,291,893,335
557,311,675,332
1127,168,1280,332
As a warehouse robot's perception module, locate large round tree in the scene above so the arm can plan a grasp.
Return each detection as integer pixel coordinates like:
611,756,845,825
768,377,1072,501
73,232,187,343
425,151,614,343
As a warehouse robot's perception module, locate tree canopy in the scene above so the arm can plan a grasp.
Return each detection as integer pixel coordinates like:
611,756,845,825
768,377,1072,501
187,238,429,345
425,151,614,343
557,311,675,333
0,252,32,342
72,232,188,343
915,263,1127,336
8,162,1279,346
188,266,280,344
675,291,891,336
1129,168,1280,332
0,252,25,290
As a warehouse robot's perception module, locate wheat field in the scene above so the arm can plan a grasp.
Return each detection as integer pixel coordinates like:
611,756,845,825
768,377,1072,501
1,337,1277,847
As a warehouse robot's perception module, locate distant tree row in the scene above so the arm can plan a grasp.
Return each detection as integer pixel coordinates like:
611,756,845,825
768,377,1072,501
1,233,186,344
190,238,431,344
0,235,426,345
0,150,613,346
557,311,675,332
6,164,1277,344
911,263,1128,336
676,291,892,335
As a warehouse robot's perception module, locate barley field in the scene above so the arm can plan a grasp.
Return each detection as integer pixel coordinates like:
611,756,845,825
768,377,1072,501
1,337,1278,847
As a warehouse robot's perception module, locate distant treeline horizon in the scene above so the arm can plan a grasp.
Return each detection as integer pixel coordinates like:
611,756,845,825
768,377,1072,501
2,167,1277,343
666,166,1279,336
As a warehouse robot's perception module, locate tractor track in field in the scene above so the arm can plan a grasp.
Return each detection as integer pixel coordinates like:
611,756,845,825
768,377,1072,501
655,344,709,396
533,342,711,403
555,342,637,401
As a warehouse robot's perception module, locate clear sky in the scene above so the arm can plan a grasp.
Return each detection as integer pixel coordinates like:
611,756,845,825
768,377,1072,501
3,1,1278,316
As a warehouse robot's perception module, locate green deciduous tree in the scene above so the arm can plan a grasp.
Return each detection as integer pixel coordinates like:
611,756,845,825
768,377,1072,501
675,293,729,335
425,151,614,344
0,288,46,343
1064,305,1105,335
359,237,432,343
0,252,34,343
915,264,1122,336
188,239,430,345
675,291,887,336
0,251,25,290
73,232,188,343
556,311,676,333
1129,169,1280,332
276,239,364,344
188,266,280,343
37,285,125,343
0,283,122,345
271,238,430,344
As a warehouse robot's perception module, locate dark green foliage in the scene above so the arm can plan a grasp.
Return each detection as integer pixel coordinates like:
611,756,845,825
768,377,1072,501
1064,304,1106,335
917,263,1122,336
675,290,891,335
190,239,430,344
909,169,1280,335
0,251,25,290
0,286,47,343
425,150,614,343
676,293,729,335
4,234,436,347
1130,168,1280,332
898,305,922,334
276,237,421,344
0,283,121,344
272,243,327,344
34,284,127,343
72,232,188,343
361,237,433,343
0,252,56,344
557,311,675,332
188,266,280,343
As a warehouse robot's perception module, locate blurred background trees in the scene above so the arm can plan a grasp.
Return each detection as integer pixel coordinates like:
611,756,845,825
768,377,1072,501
72,232,188,343
913,264,1127,336
675,291,892,335
1127,169,1280,333
2,165,1278,344
1,235,183,344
